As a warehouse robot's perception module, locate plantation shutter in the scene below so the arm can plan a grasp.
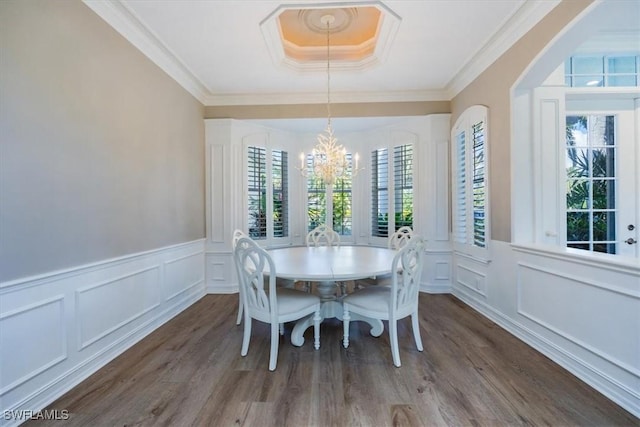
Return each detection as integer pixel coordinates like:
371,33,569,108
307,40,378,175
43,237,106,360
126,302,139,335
371,148,389,237
272,150,288,238
247,146,267,239
472,120,486,248
393,144,413,230
454,130,467,244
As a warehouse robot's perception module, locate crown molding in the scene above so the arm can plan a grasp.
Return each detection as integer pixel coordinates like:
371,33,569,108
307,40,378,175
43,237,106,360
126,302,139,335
203,89,449,106
445,0,561,99
83,0,557,107
82,0,210,104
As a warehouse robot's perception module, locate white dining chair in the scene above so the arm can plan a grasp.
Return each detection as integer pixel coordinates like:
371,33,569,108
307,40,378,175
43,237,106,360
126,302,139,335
305,224,343,294
234,236,321,371
232,229,249,325
342,237,425,367
357,226,417,289
306,224,340,247
388,226,415,250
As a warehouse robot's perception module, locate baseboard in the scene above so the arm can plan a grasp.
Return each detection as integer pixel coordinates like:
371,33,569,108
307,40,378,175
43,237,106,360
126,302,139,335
206,284,238,294
421,282,451,294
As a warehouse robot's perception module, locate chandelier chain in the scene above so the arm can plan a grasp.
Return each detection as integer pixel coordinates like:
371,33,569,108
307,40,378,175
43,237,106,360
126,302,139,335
326,18,331,128
295,13,362,187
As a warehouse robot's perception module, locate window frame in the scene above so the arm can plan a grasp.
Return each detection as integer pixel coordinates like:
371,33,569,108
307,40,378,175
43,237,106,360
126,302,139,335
451,105,490,260
332,153,353,236
245,142,290,245
371,148,390,238
370,143,414,240
305,153,354,236
565,55,640,88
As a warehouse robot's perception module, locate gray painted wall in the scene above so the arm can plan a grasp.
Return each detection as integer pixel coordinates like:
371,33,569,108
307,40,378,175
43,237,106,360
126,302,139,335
0,0,205,282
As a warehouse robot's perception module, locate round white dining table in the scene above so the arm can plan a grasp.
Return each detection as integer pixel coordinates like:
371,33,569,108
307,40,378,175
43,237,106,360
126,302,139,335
267,245,398,346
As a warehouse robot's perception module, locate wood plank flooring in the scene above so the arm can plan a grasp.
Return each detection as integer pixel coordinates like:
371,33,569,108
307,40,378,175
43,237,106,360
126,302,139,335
29,294,637,426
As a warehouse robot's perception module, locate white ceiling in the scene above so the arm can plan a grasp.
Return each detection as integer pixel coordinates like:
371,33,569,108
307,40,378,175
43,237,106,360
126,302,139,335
84,0,560,106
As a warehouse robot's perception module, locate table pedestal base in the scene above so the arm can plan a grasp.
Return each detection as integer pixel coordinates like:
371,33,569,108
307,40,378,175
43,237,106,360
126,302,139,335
290,297,383,347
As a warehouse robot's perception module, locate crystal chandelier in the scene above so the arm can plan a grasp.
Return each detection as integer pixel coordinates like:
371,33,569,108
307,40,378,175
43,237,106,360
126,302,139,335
297,14,361,186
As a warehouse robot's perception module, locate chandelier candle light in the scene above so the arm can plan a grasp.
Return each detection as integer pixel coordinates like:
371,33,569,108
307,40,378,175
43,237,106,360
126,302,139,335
297,13,362,186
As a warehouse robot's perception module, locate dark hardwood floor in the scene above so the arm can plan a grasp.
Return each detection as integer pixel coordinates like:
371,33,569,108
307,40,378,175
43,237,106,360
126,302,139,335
30,293,637,426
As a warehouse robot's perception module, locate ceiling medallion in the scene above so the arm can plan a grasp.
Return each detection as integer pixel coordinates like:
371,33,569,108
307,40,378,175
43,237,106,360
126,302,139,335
298,8,358,35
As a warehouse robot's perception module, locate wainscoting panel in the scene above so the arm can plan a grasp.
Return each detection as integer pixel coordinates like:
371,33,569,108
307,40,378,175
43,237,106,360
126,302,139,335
76,266,161,350
517,262,640,376
0,296,66,397
0,239,205,427
421,250,452,293
205,252,236,294
453,241,640,418
164,251,206,302
454,258,487,298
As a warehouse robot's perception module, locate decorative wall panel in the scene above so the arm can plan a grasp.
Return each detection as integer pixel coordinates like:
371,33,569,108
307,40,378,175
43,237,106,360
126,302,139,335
0,296,66,396
76,267,161,350
517,262,640,375
0,240,205,426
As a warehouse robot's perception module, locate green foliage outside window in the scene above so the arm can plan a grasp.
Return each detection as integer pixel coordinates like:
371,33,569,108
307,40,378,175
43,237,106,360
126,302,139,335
333,176,352,235
248,191,266,239
376,211,413,233
307,175,326,231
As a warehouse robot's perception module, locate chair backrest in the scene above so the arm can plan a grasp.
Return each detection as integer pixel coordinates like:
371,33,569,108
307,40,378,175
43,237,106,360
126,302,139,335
233,236,277,322
390,237,425,315
232,229,248,249
306,224,340,247
388,226,414,250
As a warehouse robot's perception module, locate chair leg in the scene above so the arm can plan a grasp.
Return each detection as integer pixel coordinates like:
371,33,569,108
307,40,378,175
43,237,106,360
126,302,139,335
389,319,401,367
241,316,251,357
313,309,321,350
342,305,351,348
411,312,423,352
236,296,243,325
269,322,279,371
279,323,284,335
339,281,347,295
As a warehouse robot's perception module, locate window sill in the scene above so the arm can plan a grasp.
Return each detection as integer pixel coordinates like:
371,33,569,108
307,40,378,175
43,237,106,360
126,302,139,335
511,243,640,275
